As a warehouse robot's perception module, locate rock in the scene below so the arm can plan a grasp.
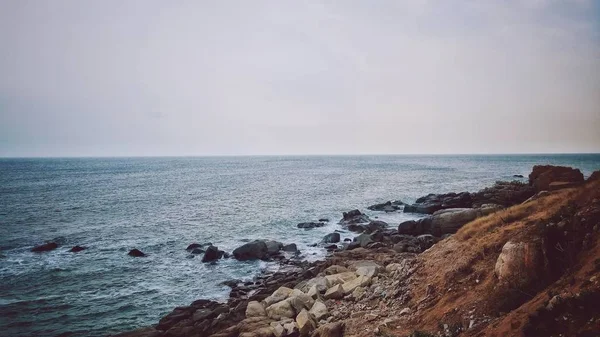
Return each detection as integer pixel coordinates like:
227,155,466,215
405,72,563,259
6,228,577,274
404,192,472,214
311,322,344,337
341,275,371,294
322,233,340,244
324,284,344,299
31,242,58,252
548,181,581,190
495,240,546,289
324,265,349,275
324,244,338,251
186,243,203,251
282,243,298,252
298,222,326,229
430,205,503,235
351,286,366,301
365,220,388,233
289,289,315,310
233,240,269,260
339,209,370,225
271,322,285,337
266,299,296,320
191,248,205,254
367,201,401,212
588,170,600,182
356,264,380,278
69,245,85,253
246,301,267,318
283,321,299,336
513,174,524,178
354,233,374,248
345,242,361,251
325,272,357,286
529,165,584,192
309,300,329,321
302,277,329,293
416,234,437,251
128,249,146,257
201,245,223,262
318,218,330,222
264,240,284,255
471,181,535,207
307,285,320,299
399,307,411,315
397,218,433,236
296,309,316,336
264,287,294,307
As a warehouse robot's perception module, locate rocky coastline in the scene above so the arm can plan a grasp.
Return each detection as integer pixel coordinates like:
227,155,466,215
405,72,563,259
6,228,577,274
113,165,598,337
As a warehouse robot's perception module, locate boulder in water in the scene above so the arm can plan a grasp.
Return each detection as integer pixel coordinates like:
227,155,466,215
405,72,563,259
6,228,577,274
69,245,86,253
282,243,298,252
128,249,146,257
339,209,371,225
31,242,58,252
297,222,326,229
322,232,340,243
233,240,269,260
202,245,224,263
367,201,401,212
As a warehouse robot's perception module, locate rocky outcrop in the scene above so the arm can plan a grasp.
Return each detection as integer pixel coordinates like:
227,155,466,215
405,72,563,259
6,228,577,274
367,201,402,212
404,192,472,214
338,209,370,225
31,242,58,252
233,240,269,261
471,181,535,207
529,165,584,191
430,204,503,235
128,249,146,257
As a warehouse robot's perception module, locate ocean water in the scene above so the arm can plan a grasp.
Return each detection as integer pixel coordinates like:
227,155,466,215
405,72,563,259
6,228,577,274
1,154,599,337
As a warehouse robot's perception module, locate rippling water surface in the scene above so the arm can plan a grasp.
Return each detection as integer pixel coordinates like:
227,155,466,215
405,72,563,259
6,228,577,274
1,155,599,336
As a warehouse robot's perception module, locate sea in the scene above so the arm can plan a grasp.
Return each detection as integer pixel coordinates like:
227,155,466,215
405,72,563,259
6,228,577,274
1,154,599,337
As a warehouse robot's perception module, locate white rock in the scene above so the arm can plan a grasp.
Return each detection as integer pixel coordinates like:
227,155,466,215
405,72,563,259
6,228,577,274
245,301,266,318
264,286,294,307
266,299,296,320
308,300,329,321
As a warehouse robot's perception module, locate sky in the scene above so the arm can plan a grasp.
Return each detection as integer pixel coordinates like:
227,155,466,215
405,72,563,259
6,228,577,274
0,0,599,157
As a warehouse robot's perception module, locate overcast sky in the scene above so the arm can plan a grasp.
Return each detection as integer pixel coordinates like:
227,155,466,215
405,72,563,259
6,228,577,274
0,0,599,157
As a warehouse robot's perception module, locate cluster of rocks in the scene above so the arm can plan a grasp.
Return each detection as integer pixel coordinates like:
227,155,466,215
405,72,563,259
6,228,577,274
366,200,403,212
30,242,87,253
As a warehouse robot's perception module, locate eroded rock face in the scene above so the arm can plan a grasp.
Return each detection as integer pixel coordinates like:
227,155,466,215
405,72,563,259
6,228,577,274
529,165,584,192
495,240,546,289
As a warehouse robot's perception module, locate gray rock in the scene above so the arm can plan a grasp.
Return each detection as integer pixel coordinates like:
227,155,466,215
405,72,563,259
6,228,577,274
322,232,340,243
232,240,269,260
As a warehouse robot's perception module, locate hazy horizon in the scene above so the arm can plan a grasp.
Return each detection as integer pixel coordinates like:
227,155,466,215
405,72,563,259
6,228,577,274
1,1,599,157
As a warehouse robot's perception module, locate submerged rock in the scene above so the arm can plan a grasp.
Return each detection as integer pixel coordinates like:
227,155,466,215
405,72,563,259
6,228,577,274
69,245,86,253
31,242,58,252
128,249,146,257
297,222,326,229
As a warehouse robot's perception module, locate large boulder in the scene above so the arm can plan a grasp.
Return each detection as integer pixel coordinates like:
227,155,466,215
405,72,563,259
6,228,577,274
264,287,294,307
201,245,224,263
529,165,584,192
324,284,344,299
266,299,296,320
233,240,269,260
264,240,284,255
430,204,503,235
353,233,374,248
296,308,316,336
322,233,340,244
367,201,401,212
404,192,472,214
246,301,267,318
397,217,433,236
365,220,388,233
309,300,329,321
495,240,546,289
338,209,370,225
31,242,58,252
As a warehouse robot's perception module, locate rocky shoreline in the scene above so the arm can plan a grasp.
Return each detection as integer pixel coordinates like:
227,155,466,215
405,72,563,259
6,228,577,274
114,165,598,337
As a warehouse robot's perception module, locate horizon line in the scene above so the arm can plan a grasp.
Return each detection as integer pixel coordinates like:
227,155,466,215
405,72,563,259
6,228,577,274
1,152,600,159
